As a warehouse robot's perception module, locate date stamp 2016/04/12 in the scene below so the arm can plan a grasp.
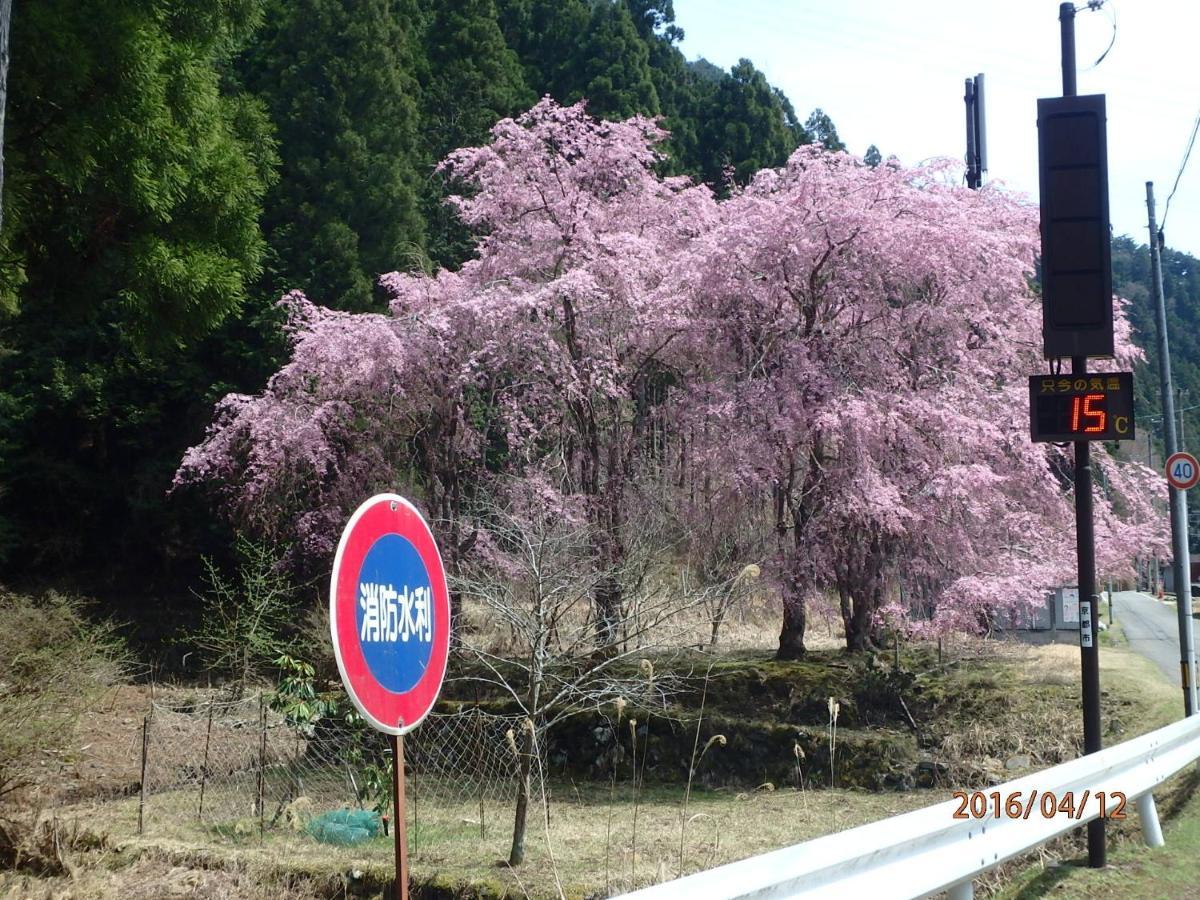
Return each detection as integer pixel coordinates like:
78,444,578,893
951,790,1127,821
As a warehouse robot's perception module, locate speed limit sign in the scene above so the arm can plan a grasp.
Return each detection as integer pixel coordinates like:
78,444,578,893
1166,452,1200,491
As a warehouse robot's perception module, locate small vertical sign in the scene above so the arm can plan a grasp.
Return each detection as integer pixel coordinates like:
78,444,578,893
1080,598,1094,648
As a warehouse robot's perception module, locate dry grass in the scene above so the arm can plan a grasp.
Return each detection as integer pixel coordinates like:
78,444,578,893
52,779,943,899
935,638,1179,788
0,851,327,900
6,622,1183,898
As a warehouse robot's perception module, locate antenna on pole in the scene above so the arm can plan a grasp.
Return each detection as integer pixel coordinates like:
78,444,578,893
964,78,977,188
973,73,987,179
964,74,987,189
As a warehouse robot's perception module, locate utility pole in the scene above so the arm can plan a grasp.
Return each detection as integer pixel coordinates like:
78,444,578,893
1060,1,1106,869
1146,181,1197,716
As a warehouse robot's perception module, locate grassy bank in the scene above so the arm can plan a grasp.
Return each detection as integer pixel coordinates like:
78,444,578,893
1,633,1188,899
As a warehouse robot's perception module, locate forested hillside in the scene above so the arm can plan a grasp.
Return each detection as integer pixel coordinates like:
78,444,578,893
1111,235,1200,548
1112,235,1200,452
0,0,832,601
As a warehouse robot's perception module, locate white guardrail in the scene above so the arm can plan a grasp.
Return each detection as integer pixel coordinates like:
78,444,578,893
621,712,1200,899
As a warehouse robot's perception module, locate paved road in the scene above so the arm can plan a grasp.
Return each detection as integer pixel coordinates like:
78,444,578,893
1112,589,1197,683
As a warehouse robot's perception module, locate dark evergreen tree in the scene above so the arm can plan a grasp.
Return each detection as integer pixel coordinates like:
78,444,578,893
0,0,275,575
238,0,427,311
421,0,532,161
420,0,534,267
568,0,659,118
805,107,845,152
687,57,726,84
696,59,808,187
865,144,883,167
498,0,590,104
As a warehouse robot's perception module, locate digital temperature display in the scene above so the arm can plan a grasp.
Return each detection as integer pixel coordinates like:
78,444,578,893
1029,372,1135,442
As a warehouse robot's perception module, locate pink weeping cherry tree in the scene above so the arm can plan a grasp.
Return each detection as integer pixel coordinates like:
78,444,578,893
669,149,1164,655
176,99,1165,662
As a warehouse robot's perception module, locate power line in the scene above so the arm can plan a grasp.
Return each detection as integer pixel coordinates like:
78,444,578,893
1077,0,1116,72
1161,104,1200,238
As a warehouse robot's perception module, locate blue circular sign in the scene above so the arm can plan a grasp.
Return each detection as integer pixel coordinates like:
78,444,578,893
354,533,435,694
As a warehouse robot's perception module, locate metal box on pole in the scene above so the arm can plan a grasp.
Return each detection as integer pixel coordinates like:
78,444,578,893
1037,94,1114,359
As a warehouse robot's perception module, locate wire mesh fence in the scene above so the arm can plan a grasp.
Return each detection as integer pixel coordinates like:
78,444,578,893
115,693,532,864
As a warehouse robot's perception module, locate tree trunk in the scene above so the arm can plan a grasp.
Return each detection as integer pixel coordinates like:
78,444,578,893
709,607,725,648
845,585,882,651
776,572,806,660
837,582,852,642
508,737,533,865
594,574,622,655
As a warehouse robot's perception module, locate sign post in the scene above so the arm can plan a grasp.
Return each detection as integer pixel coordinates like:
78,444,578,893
330,494,450,900
1027,3,1136,870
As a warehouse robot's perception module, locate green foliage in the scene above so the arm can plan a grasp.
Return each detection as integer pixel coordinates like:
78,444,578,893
1111,234,1200,548
187,536,296,694
0,0,836,617
497,0,590,104
1,0,273,339
572,0,660,119
864,144,883,168
270,653,338,735
238,0,427,311
694,59,810,187
804,108,844,152
1112,236,1200,443
268,648,392,813
421,0,532,161
0,0,275,576
420,0,534,267
0,591,128,799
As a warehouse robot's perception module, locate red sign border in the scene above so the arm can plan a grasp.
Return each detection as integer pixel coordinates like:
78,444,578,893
1166,452,1200,492
329,494,450,735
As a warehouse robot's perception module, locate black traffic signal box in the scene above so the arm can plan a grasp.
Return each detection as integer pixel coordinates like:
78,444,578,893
1037,94,1113,359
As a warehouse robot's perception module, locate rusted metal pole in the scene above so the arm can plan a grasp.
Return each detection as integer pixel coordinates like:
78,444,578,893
138,714,150,835
392,733,410,900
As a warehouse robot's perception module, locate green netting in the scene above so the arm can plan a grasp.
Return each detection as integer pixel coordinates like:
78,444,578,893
307,808,382,845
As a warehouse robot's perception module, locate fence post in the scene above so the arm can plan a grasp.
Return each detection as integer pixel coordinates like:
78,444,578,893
1136,791,1165,847
473,702,486,839
948,879,974,900
137,713,150,835
198,699,215,821
258,693,267,843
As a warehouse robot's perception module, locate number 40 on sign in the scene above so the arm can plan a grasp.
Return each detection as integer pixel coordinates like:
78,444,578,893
1166,452,1200,491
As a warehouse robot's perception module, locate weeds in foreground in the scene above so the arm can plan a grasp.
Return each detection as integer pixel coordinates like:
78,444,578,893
827,697,840,787
604,696,627,895
679,663,726,878
793,742,808,812
629,718,640,880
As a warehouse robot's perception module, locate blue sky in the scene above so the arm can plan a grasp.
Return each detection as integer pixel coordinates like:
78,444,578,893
673,0,1200,259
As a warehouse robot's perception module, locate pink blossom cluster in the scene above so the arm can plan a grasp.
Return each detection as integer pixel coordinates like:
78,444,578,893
175,99,1167,649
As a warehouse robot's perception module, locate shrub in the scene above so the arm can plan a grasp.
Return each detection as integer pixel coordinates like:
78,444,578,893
0,590,128,801
186,535,297,694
